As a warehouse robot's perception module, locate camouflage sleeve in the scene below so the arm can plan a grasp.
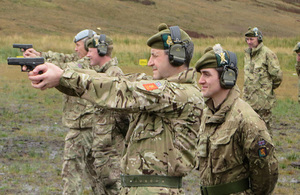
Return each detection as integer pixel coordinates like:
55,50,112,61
55,56,90,70
242,117,278,194
266,51,282,89
59,68,190,113
56,68,101,97
41,51,79,64
105,66,124,77
296,61,300,76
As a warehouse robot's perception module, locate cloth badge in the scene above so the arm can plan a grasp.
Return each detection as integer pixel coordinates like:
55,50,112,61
258,140,266,146
258,147,268,157
93,37,99,47
143,83,159,91
155,81,162,87
161,34,173,49
216,51,228,66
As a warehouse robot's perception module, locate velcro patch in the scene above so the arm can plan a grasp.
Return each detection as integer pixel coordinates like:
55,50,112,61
143,82,160,91
258,147,268,157
258,140,266,146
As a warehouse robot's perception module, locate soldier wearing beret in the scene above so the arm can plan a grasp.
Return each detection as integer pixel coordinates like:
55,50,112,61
242,27,282,132
25,23,204,194
293,42,300,103
196,44,278,195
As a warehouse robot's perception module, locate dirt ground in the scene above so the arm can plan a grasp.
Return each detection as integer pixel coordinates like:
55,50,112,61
0,118,299,194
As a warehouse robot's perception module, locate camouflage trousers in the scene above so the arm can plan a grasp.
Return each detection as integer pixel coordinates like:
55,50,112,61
298,79,300,103
93,150,122,195
255,109,272,134
120,187,185,195
62,128,105,195
92,129,125,195
92,112,128,195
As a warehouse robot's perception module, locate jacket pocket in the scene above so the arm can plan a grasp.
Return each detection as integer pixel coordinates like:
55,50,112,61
210,127,243,173
131,114,164,141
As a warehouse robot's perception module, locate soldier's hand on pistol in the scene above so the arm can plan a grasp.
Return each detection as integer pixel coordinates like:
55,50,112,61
28,62,63,90
23,48,41,58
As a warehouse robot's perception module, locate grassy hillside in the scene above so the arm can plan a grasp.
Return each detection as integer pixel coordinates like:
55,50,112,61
0,0,299,37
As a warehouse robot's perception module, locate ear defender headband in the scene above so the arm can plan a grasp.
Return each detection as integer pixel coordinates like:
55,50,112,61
215,49,238,89
168,26,187,67
97,34,108,56
83,30,95,51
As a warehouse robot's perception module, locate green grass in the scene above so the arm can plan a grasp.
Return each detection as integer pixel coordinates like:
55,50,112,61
273,98,300,124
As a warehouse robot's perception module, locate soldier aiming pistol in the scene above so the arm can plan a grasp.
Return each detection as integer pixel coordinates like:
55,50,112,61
13,44,33,52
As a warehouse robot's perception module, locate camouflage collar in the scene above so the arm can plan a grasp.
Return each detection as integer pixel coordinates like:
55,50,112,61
166,68,197,84
92,57,118,73
206,85,240,124
245,42,264,55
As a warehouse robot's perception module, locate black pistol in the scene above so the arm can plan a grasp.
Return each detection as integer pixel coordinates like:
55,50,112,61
7,57,45,73
13,44,33,51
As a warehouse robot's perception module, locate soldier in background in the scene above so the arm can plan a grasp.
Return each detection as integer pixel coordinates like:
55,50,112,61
84,35,129,194
293,42,300,103
24,29,103,194
24,29,94,62
196,44,278,195
242,27,282,132
25,23,204,194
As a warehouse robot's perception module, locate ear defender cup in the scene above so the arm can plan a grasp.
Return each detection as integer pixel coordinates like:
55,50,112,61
84,29,95,51
169,44,186,66
220,51,238,89
169,26,186,67
220,67,236,89
97,34,108,56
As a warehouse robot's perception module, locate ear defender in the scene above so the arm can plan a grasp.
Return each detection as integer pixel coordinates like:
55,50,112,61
168,26,186,67
219,51,238,89
97,34,108,56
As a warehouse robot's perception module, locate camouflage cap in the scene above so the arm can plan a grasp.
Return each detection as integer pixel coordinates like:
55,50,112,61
293,42,300,53
146,23,191,49
245,27,263,39
195,44,233,72
86,34,113,48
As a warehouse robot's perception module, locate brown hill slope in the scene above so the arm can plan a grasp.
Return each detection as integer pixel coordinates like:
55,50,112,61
0,0,299,37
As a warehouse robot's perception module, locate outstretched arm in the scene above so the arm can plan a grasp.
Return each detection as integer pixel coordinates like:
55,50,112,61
27,62,63,90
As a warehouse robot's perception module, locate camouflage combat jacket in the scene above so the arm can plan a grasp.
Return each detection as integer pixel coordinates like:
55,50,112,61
43,50,94,129
41,51,80,64
90,57,129,155
58,68,204,177
296,61,300,77
197,86,278,194
243,43,282,111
